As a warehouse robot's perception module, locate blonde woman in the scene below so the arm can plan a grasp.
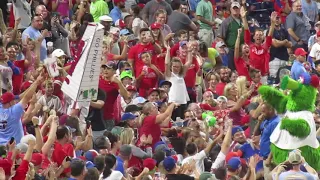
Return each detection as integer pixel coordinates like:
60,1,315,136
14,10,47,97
223,83,253,126
236,76,249,98
120,128,152,159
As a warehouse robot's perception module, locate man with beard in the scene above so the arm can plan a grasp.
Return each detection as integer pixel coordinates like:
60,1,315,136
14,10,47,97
268,12,292,78
230,126,248,152
110,0,126,24
242,7,277,84
215,66,230,96
218,2,244,71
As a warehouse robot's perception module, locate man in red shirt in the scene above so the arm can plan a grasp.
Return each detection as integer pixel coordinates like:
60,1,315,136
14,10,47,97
216,66,230,96
128,28,162,77
241,7,277,84
99,61,129,130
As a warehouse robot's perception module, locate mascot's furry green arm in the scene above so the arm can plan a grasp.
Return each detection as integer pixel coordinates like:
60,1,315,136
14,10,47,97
258,74,320,170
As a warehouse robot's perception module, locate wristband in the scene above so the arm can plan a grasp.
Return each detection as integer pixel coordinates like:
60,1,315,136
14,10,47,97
34,124,39,128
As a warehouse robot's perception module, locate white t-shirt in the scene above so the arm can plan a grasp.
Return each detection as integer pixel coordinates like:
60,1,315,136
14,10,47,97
309,42,320,60
67,101,90,132
0,65,13,91
181,150,207,175
99,170,123,180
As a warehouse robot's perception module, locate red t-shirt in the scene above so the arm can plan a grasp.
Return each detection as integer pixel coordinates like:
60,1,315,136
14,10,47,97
137,67,158,97
12,60,25,95
12,160,29,180
51,142,73,174
155,50,166,73
99,76,120,120
128,43,157,77
215,82,226,96
181,57,199,88
138,115,161,148
244,29,272,76
170,42,179,57
234,57,251,81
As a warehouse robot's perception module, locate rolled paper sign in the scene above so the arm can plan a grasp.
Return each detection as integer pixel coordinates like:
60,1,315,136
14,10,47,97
202,111,217,127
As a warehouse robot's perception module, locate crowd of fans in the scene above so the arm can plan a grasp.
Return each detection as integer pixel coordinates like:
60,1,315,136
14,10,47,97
0,0,319,179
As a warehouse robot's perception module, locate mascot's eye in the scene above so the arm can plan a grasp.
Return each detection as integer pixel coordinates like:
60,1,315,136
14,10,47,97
298,77,304,84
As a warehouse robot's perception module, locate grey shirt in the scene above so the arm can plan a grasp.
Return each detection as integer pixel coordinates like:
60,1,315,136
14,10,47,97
286,12,311,46
143,0,173,25
167,11,193,33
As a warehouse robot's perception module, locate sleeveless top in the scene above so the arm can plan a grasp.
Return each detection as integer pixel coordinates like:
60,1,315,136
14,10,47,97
167,72,189,104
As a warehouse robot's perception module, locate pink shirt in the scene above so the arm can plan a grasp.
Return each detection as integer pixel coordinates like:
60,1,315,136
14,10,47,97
53,0,69,17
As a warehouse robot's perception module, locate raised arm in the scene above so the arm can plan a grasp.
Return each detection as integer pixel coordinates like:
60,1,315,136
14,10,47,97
156,103,176,124
20,73,44,107
240,6,249,30
41,116,58,156
234,28,242,59
182,43,193,76
164,42,172,77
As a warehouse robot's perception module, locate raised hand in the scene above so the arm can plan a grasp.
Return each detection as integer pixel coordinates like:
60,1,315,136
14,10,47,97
270,11,278,24
32,117,39,126
240,6,247,18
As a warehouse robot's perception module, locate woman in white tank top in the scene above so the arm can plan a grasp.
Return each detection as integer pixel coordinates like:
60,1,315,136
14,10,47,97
164,42,193,105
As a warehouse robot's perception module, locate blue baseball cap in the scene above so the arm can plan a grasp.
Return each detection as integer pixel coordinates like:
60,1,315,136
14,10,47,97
159,80,172,87
163,156,176,172
227,157,241,170
232,126,244,136
179,41,187,47
86,161,96,169
121,113,138,121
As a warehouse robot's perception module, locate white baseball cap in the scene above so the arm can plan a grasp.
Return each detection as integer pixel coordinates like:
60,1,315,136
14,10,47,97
52,49,66,58
99,15,113,22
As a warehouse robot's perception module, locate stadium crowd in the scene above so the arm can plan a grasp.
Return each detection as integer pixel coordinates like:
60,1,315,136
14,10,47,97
0,0,319,179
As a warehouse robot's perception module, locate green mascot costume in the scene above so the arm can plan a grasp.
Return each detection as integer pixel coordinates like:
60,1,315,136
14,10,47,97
258,73,320,170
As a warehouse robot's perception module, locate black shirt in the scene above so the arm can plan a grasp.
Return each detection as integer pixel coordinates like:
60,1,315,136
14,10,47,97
86,89,107,131
268,27,290,61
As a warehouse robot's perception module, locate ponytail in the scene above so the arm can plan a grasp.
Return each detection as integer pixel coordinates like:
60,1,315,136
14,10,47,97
102,154,116,178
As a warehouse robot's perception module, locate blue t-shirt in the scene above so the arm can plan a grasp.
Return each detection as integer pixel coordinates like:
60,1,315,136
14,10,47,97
115,156,125,175
239,143,263,172
0,103,24,145
291,60,306,80
22,26,47,61
109,6,122,24
259,116,280,158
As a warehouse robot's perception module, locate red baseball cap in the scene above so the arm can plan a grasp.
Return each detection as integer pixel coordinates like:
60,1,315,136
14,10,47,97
147,88,160,96
1,92,15,104
150,23,162,30
31,153,43,166
114,0,125,4
294,48,308,56
115,19,126,29
126,85,137,92
143,158,156,171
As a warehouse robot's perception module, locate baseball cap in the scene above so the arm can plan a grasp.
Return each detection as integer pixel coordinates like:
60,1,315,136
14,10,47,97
84,150,99,162
126,85,137,92
227,157,241,170
163,156,176,172
119,144,132,157
111,126,124,136
232,126,244,136
150,22,162,30
99,15,112,22
121,112,138,121
101,61,117,70
31,153,43,166
133,97,147,105
86,161,96,168
199,172,218,180
231,1,240,8
288,149,303,164
109,27,120,34
120,70,133,80
179,41,188,47
215,41,226,48
125,104,142,112
120,29,130,36
294,48,307,56
147,88,160,96
114,0,125,4
1,92,16,104
143,158,156,171
16,143,28,153
115,19,126,29
52,49,66,58
159,80,172,87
